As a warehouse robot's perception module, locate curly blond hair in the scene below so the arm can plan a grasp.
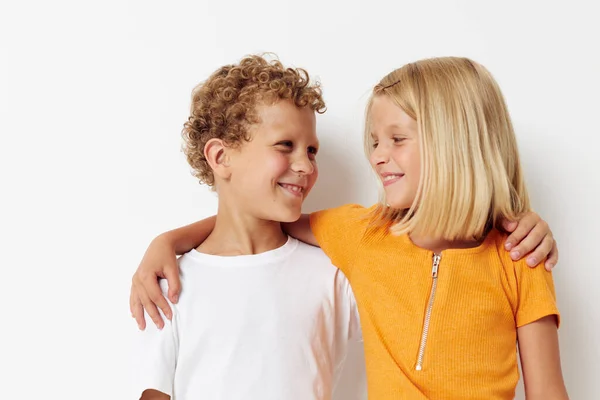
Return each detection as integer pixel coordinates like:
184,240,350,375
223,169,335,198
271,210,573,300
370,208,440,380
182,54,326,187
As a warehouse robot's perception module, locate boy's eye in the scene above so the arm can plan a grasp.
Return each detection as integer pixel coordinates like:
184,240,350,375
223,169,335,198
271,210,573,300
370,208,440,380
393,137,406,143
276,141,293,149
372,142,379,149
308,146,318,155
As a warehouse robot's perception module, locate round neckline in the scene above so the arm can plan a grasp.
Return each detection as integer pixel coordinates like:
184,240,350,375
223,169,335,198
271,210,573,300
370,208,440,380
398,229,500,256
186,235,298,267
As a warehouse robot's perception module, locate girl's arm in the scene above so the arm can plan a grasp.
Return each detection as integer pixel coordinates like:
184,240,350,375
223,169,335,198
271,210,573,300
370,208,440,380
518,316,569,399
129,215,314,329
140,389,170,400
282,214,317,246
130,216,216,330
130,211,557,329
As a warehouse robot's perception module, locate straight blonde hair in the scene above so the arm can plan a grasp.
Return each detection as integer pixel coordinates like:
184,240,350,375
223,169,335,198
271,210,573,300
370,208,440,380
364,57,530,241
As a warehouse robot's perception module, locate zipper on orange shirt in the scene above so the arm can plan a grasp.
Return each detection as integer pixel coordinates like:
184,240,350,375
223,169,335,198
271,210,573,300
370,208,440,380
415,253,441,371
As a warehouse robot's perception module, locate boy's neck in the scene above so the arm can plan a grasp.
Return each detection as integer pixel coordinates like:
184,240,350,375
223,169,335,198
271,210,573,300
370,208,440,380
196,203,288,257
409,234,484,254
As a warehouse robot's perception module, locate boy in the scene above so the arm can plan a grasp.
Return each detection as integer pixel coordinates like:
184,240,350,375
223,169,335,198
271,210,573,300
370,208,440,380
132,55,362,400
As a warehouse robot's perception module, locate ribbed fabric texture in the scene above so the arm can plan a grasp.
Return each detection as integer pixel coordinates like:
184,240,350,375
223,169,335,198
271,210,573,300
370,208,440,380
310,204,559,400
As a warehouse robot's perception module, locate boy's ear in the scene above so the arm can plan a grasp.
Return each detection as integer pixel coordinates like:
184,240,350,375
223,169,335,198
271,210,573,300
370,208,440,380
204,138,231,180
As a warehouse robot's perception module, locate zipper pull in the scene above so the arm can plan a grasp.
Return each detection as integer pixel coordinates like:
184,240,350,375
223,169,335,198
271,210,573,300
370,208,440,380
432,254,441,277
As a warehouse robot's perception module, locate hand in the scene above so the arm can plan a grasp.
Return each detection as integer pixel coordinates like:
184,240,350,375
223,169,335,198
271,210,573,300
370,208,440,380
130,234,181,330
502,212,558,271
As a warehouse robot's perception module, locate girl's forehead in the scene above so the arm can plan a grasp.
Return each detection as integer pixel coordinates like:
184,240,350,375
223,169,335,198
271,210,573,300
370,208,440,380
370,97,417,134
371,96,411,121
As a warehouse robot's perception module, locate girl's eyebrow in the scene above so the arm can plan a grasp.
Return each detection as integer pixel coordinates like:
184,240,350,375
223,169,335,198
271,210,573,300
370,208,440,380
371,124,408,139
372,124,406,135
388,123,407,132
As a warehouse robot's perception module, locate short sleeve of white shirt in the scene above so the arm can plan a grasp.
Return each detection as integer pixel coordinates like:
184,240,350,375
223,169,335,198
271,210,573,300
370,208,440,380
347,285,362,343
336,269,362,343
331,268,363,383
131,280,179,398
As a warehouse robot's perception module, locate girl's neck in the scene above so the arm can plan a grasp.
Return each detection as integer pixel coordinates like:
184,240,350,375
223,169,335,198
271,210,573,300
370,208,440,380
409,234,485,254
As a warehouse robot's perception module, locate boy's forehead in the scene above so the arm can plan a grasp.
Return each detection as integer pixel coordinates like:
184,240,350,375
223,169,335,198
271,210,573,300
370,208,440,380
251,101,317,135
255,100,314,118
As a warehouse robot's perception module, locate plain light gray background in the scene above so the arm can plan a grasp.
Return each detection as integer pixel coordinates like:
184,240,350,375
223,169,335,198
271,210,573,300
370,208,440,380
1,0,598,398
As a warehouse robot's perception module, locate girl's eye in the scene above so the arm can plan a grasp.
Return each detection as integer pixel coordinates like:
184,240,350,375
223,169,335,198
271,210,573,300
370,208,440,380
372,142,379,149
393,137,406,143
308,146,318,155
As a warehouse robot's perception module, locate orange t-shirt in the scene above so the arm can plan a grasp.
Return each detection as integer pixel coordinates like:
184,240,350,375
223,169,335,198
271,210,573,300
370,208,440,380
310,204,559,400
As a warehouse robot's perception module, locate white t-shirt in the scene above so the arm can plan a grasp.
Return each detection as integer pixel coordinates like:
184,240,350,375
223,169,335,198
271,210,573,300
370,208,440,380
132,236,362,400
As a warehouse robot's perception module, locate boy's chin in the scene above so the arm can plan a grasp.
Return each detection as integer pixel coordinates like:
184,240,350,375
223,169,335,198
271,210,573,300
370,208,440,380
267,207,302,223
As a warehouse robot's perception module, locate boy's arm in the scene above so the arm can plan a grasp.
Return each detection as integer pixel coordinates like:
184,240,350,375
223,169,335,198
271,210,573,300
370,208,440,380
518,316,569,399
131,211,558,329
502,212,558,270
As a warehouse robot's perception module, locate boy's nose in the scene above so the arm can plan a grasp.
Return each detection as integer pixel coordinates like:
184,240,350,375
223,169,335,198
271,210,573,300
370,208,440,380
292,156,315,175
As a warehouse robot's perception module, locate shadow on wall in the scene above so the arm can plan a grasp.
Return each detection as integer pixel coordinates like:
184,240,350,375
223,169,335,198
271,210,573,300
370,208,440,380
303,122,371,399
302,125,377,213
513,123,590,399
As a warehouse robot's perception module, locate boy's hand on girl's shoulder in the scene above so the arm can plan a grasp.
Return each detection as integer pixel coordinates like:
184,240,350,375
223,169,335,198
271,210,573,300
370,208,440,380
501,212,558,271
130,234,181,330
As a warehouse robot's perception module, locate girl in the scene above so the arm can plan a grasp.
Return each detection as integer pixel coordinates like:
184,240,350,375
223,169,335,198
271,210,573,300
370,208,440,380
130,57,566,398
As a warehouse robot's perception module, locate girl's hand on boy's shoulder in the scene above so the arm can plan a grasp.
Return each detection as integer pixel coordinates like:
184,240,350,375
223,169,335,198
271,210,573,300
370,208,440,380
502,212,558,271
130,234,181,330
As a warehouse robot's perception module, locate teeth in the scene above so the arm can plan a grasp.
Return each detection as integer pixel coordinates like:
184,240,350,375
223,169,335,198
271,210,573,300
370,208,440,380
280,183,304,193
383,175,402,181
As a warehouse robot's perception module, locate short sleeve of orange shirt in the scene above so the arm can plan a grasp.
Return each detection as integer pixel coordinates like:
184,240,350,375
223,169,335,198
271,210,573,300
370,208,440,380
500,244,561,328
311,205,560,329
309,204,372,278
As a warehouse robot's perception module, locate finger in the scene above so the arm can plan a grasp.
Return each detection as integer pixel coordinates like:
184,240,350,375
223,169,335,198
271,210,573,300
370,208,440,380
132,299,146,330
163,262,182,304
138,284,165,329
130,286,146,330
144,275,173,321
524,234,554,268
504,212,541,252
501,219,518,233
129,283,136,317
508,220,548,261
545,240,559,271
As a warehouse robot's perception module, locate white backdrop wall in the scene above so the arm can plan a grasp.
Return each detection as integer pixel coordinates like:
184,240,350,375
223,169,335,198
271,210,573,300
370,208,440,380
1,0,598,399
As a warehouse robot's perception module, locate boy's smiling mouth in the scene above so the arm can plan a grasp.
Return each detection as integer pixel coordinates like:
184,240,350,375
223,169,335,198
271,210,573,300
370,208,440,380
278,182,305,197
